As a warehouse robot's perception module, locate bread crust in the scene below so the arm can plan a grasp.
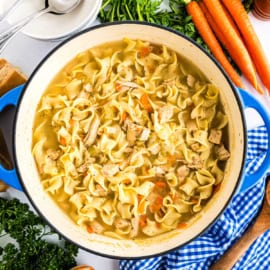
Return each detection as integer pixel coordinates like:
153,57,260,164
0,58,27,95
0,58,27,191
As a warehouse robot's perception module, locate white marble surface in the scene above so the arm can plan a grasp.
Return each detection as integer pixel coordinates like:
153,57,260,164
0,3,270,269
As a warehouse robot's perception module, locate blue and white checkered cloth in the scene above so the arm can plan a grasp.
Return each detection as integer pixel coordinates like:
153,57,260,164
120,125,270,270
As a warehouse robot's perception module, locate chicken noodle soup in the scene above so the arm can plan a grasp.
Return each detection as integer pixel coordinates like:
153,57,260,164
32,38,230,239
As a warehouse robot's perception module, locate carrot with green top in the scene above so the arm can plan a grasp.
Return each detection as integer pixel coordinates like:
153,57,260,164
198,1,227,47
222,0,270,94
186,1,244,88
202,0,263,94
218,0,243,42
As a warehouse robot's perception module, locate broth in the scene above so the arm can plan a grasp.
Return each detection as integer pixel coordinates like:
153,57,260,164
32,38,230,240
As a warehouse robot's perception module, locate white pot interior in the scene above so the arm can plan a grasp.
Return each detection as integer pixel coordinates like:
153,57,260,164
14,22,245,258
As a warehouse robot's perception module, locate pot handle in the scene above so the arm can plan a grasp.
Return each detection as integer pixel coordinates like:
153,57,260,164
1,86,269,192
0,85,24,191
238,89,270,192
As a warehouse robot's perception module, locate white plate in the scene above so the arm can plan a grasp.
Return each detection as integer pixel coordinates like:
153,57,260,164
1,0,102,40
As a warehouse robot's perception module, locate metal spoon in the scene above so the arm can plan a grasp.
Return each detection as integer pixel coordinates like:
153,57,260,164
0,0,82,54
0,0,24,22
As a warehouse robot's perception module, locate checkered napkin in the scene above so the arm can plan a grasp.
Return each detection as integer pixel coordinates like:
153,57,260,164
120,126,270,270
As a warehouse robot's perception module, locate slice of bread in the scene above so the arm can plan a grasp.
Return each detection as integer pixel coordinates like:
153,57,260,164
0,58,27,96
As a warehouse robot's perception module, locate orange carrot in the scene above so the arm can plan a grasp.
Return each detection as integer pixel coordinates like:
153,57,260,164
69,118,75,126
137,194,143,202
219,1,243,42
154,181,167,189
172,192,179,202
222,0,270,94
178,222,188,229
121,111,128,121
59,136,67,146
140,46,151,57
203,0,263,94
86,226,93,234
122,179,132,185
115,81,122,91
186,1,244,88
139,215,147,228
149,195,163,213
140,93,153,113
199,1,230,49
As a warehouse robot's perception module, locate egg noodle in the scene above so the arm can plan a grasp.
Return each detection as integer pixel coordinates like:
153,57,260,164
32,38,230,239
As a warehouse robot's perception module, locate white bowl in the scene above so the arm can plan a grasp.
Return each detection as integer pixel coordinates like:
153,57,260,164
2,0,102,40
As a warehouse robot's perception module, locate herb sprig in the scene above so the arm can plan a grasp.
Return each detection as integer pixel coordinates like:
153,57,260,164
98,0,254,53
99,0,208,50
0,198,78,270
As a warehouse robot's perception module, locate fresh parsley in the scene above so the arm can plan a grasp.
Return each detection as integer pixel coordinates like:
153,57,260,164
0,198,78,270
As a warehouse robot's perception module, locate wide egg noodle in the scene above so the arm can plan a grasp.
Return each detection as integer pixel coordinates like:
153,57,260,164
32,38,230,239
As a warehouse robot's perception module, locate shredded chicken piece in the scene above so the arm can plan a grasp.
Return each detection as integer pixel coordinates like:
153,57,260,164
90,220,104,234
186,74,196,87
208,129,222,144
127,122,143,146
77,158,95,174
41,158,58,175
95,184,108,197
129,217,139,238
116,80,140,89
186,119,197,131
187,155,203,169
119,159,129,170
215,144,230,160
102,163,119,177
78,91,90,99
158,105,174,124
153,166,166,176
147,191,159,205
190,142,201,152
83,116,100,147
115,217,130,229
46,149,61,160
177,165,190,180
84,83,92,92
139,127,150,141
164,78,175,87
148,143,160,155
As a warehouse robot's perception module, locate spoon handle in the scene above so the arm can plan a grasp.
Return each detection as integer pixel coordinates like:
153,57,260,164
210,179,270,270
210,225,262,270
0,6,50,54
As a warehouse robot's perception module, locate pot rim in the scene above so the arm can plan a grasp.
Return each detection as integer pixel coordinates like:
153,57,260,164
12,21,247,259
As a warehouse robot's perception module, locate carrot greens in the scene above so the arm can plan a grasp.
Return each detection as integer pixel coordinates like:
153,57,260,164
99,0,209,51
98,0,254,54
